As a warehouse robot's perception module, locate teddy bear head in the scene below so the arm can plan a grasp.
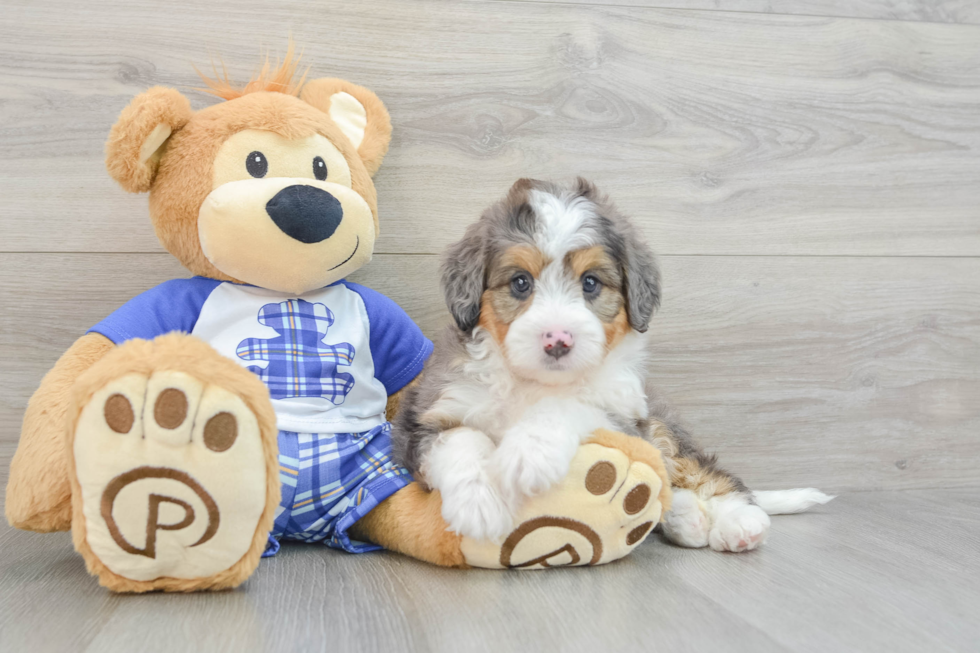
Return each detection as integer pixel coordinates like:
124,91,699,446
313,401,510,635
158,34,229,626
105,51,391,295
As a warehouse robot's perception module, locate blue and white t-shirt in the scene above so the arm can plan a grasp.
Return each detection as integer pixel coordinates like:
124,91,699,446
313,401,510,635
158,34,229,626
89,278,432,434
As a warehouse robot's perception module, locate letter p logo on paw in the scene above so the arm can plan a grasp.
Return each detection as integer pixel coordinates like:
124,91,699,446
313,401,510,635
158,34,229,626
100,466,220,559
73,371,270,583
461,436,669,570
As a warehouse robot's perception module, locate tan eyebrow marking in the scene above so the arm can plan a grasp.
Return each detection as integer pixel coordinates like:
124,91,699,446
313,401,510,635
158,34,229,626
565,245,620,284
497,245,550,281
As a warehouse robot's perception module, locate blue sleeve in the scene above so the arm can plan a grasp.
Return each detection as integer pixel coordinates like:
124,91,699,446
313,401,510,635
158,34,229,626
87,277,222,345
343,282,433,395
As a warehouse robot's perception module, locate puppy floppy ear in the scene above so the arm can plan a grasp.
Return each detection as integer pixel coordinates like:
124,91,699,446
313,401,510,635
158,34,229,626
621,226,661,332
441,220,488,332
105,87,192,193
300,78,392,176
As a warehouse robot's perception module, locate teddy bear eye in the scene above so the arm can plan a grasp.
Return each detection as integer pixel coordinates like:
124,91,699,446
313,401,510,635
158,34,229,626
313,156,328,181
246,151,268,178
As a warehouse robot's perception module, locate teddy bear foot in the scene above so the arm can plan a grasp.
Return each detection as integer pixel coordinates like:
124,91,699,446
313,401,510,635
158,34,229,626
67,334,280,592
460,429,671,569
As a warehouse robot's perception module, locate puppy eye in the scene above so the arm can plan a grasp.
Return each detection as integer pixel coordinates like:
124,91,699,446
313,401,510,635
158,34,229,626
313,156,328,181
511,273,533,298
246,151,268,178
582,274,601,295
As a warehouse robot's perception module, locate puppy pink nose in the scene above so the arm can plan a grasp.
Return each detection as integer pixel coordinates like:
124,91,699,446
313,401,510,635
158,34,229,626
542,330,574,359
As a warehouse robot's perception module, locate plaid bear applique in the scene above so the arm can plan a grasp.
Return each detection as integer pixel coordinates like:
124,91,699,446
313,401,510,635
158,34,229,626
236,299,356,404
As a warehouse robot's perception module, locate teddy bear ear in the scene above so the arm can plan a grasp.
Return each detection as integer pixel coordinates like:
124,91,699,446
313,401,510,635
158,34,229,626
300,78,392,176
105,87,192,193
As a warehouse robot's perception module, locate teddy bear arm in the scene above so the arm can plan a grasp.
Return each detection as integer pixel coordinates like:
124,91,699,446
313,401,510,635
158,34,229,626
6,332,115,531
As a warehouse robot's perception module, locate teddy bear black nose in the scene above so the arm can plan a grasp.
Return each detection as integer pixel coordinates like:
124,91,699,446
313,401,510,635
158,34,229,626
265,185,343,244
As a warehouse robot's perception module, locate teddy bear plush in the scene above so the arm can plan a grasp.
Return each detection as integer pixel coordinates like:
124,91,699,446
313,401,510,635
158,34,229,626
4,50,670,592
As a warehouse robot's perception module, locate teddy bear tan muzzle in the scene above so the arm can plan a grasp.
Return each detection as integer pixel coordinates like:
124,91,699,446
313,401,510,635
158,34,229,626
198,177,376,294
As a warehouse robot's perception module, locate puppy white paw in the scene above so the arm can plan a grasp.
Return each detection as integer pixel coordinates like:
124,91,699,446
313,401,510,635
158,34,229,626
661,488,710,548
491,433,572,510
441,478,514,542
707,498,771,553
425,426,515,542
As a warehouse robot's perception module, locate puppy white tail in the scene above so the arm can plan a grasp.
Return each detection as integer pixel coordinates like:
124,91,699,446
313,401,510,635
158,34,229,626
752,488,835,515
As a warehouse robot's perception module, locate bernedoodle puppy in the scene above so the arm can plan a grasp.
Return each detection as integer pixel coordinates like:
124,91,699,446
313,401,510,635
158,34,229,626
392,178,832,550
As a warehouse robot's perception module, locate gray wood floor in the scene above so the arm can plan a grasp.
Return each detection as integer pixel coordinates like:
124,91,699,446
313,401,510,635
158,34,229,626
1,467,977,653
1,0,979,650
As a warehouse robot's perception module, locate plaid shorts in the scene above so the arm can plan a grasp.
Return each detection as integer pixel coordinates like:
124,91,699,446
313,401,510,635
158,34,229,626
263,421,412,556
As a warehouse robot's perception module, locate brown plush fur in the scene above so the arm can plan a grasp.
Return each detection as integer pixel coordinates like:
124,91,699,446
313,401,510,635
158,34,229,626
103,49,391,285
350,484,466,568
197,41,308,101
301,78,392,176
6,333,115,532
65,333,280,592
145,91,382,283
9,53,407,591
105,87,192,193
8,53,401,590
589,429,672,516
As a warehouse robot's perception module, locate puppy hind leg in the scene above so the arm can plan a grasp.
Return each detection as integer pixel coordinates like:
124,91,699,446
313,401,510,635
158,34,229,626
667,455,769,552
646,423,714,549
646,418,766,552
661,487,710,548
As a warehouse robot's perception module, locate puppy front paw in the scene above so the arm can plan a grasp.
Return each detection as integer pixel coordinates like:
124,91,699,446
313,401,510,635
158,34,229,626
490,434,572,510
440,478,514,542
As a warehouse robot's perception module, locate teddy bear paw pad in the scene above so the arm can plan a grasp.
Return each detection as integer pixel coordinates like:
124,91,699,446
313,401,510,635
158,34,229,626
73,370,268,584
460,435,667,569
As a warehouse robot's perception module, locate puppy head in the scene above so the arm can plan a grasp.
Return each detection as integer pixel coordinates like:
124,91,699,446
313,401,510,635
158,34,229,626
442,178,660,385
